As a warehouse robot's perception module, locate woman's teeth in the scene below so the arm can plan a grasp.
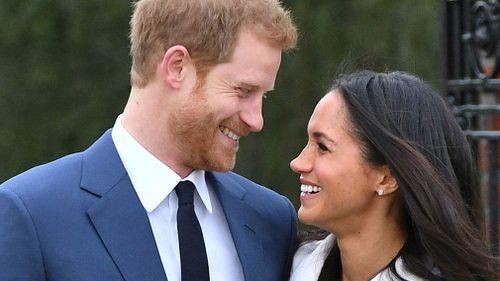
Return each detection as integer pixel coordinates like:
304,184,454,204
219,126,240,141
300,184,322,193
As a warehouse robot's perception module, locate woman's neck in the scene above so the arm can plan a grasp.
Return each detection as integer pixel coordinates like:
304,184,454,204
335,218,407,281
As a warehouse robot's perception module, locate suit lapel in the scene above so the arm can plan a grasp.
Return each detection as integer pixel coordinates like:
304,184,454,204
207,172,268,281
81,130,167,281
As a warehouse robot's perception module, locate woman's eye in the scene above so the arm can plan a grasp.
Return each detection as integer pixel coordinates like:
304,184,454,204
317,142,328,152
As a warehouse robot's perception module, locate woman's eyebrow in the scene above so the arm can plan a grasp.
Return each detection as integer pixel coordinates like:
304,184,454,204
312,131,336,145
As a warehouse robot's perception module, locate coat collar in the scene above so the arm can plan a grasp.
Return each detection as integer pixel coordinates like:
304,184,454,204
80,130,167,281
207,172,268,281
79,130,267,281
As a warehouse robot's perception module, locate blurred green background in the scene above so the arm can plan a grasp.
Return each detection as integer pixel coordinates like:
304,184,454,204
0,0,441,210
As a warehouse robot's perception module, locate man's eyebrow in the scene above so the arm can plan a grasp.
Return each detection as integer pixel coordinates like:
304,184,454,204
238,82,260,90
239,81,275,92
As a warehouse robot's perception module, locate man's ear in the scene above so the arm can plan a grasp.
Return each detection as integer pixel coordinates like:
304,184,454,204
375,165,398,196
160,45,193,89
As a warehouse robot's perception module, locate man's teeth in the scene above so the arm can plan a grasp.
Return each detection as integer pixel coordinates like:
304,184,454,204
219,126,240,141
300,184,322,193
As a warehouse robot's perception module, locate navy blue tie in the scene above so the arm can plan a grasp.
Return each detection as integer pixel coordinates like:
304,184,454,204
175,181,210,281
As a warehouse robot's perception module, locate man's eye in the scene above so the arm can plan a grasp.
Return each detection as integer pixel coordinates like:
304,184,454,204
236,87,250,94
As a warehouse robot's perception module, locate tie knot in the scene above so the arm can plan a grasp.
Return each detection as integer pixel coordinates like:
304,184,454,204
175,181,195,205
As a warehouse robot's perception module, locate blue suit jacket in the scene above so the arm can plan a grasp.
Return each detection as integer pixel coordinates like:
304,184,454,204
0,130,297,281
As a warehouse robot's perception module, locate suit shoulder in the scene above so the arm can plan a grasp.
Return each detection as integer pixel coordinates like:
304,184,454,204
213,171,293,213
0,152,84,197
224,171,283,197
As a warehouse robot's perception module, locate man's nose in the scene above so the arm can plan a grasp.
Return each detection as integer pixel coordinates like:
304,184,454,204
240,95,264,132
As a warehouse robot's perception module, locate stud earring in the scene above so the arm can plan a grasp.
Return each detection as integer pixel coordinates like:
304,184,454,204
377,189,384,196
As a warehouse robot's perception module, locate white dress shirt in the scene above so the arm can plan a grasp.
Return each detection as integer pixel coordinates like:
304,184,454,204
290,234,425,281
112,115,244,281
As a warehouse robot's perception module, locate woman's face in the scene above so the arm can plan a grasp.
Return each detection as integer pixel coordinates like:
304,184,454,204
290,91,386,233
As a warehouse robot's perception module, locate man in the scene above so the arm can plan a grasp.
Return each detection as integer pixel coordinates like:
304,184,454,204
0,0,298,280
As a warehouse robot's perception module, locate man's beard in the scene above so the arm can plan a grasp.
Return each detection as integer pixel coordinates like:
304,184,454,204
168,89,239,172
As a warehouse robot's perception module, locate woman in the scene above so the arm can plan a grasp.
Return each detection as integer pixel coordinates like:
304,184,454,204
289,70,498,281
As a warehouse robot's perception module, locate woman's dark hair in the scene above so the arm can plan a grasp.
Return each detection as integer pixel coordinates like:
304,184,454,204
299,70,498,280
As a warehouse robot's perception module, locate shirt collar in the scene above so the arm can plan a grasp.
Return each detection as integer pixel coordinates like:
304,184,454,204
182,170,212,213
111,115,213,213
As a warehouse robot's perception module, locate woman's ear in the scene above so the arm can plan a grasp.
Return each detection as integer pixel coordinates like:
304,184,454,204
375,165,398,196
160,45,193,89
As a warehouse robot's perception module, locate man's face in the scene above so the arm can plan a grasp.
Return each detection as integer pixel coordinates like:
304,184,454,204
170,31,282,172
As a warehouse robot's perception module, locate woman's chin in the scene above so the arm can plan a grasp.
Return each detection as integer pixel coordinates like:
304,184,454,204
297,207,315,226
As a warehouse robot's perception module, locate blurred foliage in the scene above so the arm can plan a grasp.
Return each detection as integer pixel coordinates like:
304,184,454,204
0,0,131,178
0,0,441,210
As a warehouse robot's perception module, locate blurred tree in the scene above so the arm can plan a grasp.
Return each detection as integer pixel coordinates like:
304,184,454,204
0,0,441,214
0,0,131,179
